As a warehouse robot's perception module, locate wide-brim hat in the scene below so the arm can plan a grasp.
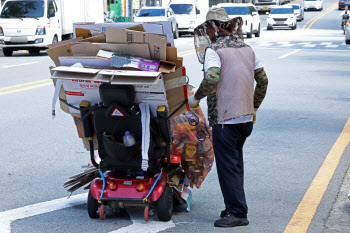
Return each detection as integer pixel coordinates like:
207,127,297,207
194,8,244,64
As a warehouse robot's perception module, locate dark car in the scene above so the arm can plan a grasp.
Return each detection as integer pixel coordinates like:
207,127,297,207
339,0,350,10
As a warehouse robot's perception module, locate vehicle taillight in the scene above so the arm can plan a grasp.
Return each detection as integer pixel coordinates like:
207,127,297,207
136,184,144,192
0,26,4,36
109,182,118,191
35,25,46,35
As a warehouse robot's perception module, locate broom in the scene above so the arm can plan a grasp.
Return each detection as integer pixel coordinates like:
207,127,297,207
64,167,100,194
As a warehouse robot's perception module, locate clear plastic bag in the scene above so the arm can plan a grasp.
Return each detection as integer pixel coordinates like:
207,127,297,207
170,107,214,188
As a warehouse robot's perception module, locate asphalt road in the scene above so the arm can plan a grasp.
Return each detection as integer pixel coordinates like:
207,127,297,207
1,1,350,232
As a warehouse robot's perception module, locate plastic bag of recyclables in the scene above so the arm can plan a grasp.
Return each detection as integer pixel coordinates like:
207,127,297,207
170,106,214,189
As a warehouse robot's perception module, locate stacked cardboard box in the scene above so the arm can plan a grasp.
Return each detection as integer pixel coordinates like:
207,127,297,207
48,22,191,150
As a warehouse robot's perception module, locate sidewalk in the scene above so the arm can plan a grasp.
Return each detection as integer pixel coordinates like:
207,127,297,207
322,163,350,232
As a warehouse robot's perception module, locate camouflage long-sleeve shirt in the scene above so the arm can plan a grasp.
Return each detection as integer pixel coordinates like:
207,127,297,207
195,67,268,126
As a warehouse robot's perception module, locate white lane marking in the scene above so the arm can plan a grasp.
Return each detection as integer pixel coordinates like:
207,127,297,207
280,44,295,47
320,42,332,45
303,44,317,48
326,44,339,48
109,207,176,233
0,61,40,68
0,193,87,233
279,49,302,59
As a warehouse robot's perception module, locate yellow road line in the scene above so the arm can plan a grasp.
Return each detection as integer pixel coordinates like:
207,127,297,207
284,118,350,233
306,3,338,29
0,79,50,91
302,2,338,30
178,49,195,55
0,82,52,96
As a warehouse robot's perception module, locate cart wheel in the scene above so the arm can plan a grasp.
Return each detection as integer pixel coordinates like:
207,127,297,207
157,186,174,221
87,190,99,219
144,206,150,222
99,204,107,220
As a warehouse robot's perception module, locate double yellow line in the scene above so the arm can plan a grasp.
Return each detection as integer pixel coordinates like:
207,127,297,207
0,78,52,96
302,2,338,30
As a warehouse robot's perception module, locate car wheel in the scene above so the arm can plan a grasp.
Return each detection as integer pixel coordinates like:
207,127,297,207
3,48,13,57
247,24,253,38
173,25,179,39
52,35,58,44
346,39,350,44
267,25,273,30
254,24,260,37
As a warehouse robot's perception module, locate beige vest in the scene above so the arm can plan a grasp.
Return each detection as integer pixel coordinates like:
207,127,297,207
214,46,255,123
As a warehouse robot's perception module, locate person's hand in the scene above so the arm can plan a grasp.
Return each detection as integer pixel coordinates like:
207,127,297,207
253,108,258,124
188,95,200,109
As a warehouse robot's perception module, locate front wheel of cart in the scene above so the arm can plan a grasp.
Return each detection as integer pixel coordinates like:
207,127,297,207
157,186,174,221
87,190,99,219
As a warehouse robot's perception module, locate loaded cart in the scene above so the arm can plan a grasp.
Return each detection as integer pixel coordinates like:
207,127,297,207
49,22,214,222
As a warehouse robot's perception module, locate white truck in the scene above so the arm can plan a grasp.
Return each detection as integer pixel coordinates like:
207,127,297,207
0,0,105,56
168,0,200,36
254,0,289,13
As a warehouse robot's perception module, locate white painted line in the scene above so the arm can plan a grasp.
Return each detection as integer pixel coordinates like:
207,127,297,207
1,61,40,68
303,44,317,48
109,207,175,233
280,44,295,47
279,49,302,59
0,193,87,233
325,44,339,48
320,42,332,45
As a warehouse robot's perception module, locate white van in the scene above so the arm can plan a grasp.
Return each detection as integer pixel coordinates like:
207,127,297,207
168,0,200,36
0,0,105,56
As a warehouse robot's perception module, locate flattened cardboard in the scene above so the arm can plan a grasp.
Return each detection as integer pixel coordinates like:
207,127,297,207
163,67,186,82
106,27,167,61
98,70,161,85
166,47,178,65
177,57,183,69
59,56,112,68
48,37,83,49
167,84,192,119
51,66,101,81
165,76,187,90
80,33,106,43
71,43,151,59
158,60,176,73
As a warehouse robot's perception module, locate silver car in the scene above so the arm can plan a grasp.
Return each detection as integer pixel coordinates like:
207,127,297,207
290,4,304,21
346,21,350,44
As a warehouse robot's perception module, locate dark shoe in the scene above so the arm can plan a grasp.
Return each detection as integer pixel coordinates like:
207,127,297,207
214,214,249,228
220,209,229,218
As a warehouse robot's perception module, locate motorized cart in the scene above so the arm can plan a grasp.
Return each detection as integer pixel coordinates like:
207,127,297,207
78,84,180,221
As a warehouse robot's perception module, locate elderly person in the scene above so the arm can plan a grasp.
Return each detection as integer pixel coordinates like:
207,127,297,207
188,8,268,228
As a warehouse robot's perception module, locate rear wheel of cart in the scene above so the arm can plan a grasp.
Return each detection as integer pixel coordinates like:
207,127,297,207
87,190,99,219
3,48,13,57
157,186,174,221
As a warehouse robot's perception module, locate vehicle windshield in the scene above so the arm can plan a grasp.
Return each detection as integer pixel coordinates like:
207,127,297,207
169,4,194,15
291,5,300,9
221,7,250,15
136,8,165,17
270,8,293,14
0,1,45,18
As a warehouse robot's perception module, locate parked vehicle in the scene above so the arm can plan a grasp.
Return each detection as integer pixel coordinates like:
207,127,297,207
168,0,200,36
134,6,179,39
339,0,350,10
304,0,323,11
267,6,297,30
290,4,304,21
214,3,261,38
0,0,105,56
254,0,289,13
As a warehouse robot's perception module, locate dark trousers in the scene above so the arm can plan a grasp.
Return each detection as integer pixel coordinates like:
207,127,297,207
212,122,253,218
